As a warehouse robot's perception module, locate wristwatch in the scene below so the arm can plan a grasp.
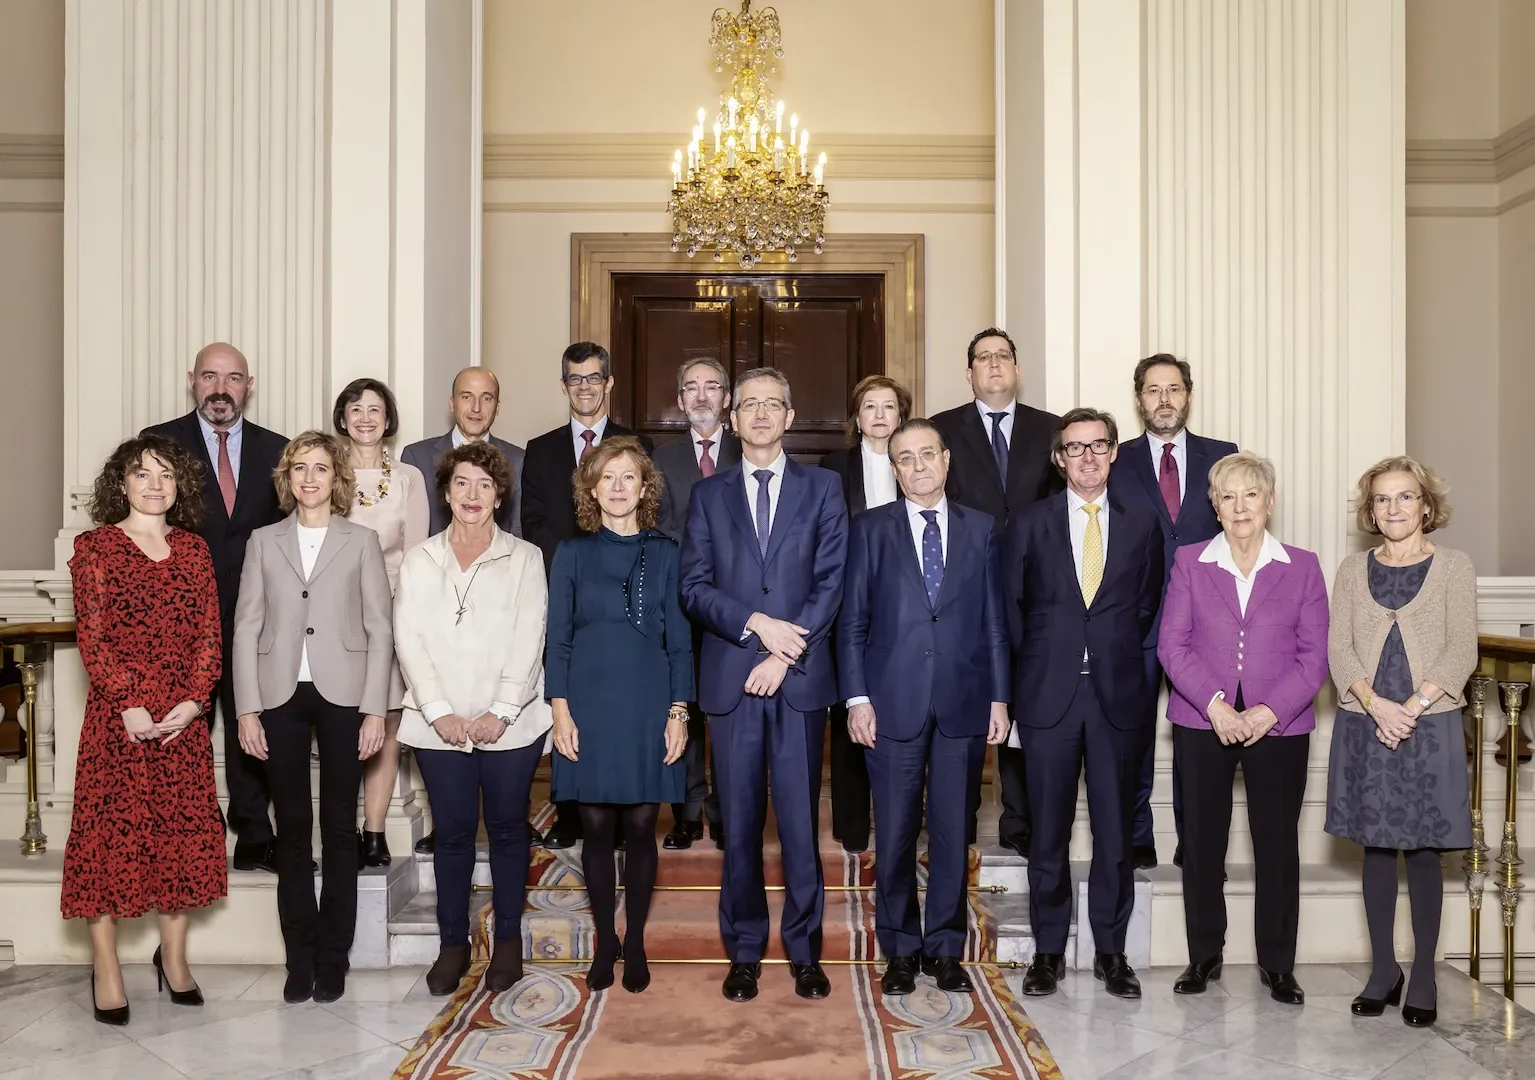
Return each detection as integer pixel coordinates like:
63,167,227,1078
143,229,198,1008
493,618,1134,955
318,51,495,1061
1417,694,1432,712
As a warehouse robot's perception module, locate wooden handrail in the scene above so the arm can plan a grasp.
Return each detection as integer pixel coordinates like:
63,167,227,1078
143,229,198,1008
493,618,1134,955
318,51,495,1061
0,622,76,646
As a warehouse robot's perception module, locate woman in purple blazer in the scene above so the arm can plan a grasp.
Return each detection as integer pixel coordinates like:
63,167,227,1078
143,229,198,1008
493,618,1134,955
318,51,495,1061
1157,452,1329,1005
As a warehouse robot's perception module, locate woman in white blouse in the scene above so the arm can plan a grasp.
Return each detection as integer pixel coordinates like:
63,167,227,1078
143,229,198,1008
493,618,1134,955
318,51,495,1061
394,441,550,999
335,378,430,869
818,374,913,853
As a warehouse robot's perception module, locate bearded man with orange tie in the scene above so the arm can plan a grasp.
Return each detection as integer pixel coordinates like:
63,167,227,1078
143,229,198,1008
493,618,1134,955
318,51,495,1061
142,342,289,872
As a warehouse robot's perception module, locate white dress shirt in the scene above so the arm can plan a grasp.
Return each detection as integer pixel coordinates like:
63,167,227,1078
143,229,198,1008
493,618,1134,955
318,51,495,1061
450,426,484,449
1066,486,1111,584
860,440,899,509
1198,529,1290,616
691,425,723,470
742,451,788,540
570,415,609,460
197,413,243,481
972,399,1015,448
295,524,327,682
1147,428,1188,504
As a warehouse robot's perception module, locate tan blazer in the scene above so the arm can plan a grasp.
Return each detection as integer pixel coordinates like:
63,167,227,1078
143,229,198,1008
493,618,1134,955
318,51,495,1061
233,513,395,718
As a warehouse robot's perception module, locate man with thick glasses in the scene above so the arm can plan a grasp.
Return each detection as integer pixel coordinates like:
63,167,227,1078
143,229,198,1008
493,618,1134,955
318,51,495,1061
1109,354,1237,870
522,341,652,849
655,357,741,851
680,367,848,1005
930,328,1061,861
1008,408,1164,1001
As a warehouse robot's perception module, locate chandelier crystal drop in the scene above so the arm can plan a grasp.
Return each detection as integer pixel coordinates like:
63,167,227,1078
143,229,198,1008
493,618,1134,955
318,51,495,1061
668,1,828,269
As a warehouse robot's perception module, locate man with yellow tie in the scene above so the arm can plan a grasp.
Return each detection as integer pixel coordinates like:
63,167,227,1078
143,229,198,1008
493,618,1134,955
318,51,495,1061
1001,407,1165,1001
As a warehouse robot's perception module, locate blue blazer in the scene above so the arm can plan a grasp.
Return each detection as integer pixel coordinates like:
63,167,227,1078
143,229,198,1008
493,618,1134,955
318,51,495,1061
1110,432,1237,582
1004,492,1165,731
837,501,1009,740
679,457,849,715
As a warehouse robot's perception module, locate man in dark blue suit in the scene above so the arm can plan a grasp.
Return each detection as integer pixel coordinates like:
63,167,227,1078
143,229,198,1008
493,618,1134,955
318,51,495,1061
1110,354,1237,869
680,367,848,1005
1008,408,1164,1000
839,419,1011,997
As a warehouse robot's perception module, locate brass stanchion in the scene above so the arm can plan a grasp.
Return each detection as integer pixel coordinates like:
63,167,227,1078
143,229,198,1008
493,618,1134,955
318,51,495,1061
1465,674,1494,980
481,883,1008,894
513,957,1024,968
0,623,74,855
1496,681,1527,999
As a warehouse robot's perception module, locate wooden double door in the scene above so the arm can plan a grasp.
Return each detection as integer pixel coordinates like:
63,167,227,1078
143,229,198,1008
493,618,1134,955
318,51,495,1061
609,273,886,458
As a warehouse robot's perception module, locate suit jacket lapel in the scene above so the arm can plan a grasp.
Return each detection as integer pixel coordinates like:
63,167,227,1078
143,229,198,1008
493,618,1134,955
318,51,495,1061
1179,435,1209,520
273,516,304,581
1047,496,1083,606
1243,553,1285,619
959,408,1004,498
1124,436,1172,527
887,503,929,607
847,451,868,514
1205,556,1244,622
180,413,228,526
1091,497,1136,610
764,460,807,566
932,504,974,610
309,517,352,582
721,464,763,566
231,423,266,524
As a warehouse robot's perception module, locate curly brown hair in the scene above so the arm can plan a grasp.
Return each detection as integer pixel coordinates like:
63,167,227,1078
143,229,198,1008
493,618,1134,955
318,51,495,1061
1354,455,1452,535
87,435,206,529
274,431,355,516
433,441,515,513
573,436,662,533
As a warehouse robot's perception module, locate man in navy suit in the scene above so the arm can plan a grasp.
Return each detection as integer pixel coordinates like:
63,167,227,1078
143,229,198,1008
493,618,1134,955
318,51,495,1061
839,419,1011,997
680,367,848,1004
1008,408,1164,1001
1110,355,1237,870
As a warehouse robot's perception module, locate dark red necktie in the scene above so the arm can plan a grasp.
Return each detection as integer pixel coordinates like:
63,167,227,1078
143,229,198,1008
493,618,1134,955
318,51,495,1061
697,438,716,477
1159,441,1181,522
216,430,237,517
580,429,596,459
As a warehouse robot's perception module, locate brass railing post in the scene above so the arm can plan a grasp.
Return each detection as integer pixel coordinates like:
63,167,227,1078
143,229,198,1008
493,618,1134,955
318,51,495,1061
1496,681,1527,999
14,641,51,856
1465,674,1494,980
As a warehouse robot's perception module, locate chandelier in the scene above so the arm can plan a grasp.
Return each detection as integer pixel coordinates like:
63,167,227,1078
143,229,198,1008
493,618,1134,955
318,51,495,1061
668,1,828,269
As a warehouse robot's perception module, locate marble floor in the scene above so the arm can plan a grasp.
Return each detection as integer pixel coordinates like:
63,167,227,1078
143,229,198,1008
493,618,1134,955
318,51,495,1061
0,961,1531,1078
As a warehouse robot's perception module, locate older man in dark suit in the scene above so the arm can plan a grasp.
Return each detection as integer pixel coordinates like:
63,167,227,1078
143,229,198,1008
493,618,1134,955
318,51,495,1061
142,341,288,872
839,418,1011,997
400,367,524,537
1110,354,1238,869
654,357,740,851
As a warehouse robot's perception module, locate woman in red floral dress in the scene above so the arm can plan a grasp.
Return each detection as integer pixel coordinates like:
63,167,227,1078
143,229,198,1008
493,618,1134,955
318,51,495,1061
65,434,227,1025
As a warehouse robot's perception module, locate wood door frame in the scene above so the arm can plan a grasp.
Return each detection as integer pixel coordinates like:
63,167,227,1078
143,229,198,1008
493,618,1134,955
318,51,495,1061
571,233,926,412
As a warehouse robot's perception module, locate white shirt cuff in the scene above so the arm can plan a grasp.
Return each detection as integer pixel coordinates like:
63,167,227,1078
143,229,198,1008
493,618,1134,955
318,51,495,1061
490,701,520,723
421,700,453,723
1208,690,1226,711
846,696,871,708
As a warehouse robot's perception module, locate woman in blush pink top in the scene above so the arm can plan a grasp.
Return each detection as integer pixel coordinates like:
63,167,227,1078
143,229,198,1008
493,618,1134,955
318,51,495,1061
336,378,430,868
1157,452,1329,1006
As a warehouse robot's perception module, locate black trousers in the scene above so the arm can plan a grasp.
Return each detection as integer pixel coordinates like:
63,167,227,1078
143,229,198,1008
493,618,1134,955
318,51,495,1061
1174,722,1310,971
261,682,364,977
671,704,720,829
996,733,1032,840
213,626,273,845
828,704,871,848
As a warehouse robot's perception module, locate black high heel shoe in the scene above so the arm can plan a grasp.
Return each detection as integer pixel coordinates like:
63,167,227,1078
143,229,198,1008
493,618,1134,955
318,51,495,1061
621,943,651,994
91,971,130,1026
1350,970,1404,1017
586,937,620,993
1402,1002,1437,1027
358,830,391,869
152,946,205,1006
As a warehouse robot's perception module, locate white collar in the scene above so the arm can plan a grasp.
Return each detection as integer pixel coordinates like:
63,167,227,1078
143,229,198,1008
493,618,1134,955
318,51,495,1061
743,451,788,479
690,425,724,448
904,495,948,521
1149,428,1187,453
1199,530,1290,571
450,426,489,448
197,413,244,442
974,399,1016,421
421,527,516,570
570,415,608,439
1066,486,1108,514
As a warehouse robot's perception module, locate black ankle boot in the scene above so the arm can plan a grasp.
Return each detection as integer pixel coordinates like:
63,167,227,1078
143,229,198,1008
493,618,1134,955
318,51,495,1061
358,830,391,868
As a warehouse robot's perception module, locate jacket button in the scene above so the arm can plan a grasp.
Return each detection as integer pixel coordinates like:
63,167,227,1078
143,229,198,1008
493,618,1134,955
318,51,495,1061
925,650,934,657
931,615,939,622
306,627,314,636
302,590,309,599
762,587,770,594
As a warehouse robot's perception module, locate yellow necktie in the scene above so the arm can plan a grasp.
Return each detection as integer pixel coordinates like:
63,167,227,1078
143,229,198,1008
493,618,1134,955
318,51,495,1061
1081,503,1103,607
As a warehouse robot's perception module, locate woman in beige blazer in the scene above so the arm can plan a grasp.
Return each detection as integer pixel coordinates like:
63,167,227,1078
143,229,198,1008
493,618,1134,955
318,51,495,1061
233,430,393,1007
394,441,551,998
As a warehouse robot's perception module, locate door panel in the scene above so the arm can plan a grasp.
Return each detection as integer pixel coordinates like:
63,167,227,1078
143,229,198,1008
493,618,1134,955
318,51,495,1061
631,297,734,429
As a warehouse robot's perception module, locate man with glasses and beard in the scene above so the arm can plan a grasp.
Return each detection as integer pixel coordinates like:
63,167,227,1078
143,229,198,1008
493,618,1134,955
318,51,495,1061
1109,355,1237,870
143,342,289,872
522,341,652,849
655,358,741,851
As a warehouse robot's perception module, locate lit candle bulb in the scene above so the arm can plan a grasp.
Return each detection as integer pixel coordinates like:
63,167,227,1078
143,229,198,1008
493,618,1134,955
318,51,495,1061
814,162,823,187
673,149,683,184
800,130,809,159
726,135,736,169
774,135,784,172
776,100,785,134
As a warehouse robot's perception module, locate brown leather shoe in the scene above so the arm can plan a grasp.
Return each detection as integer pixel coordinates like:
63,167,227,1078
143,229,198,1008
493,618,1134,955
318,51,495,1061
425,945,471,997
486,943,524,993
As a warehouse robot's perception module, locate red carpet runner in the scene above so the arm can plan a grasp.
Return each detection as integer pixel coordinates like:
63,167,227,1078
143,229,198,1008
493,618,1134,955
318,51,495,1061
393,802,1061,1079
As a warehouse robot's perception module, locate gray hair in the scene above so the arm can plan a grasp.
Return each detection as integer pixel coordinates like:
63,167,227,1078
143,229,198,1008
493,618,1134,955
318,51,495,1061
733,366,793,410
1207,451,1276,506
676,357,730,393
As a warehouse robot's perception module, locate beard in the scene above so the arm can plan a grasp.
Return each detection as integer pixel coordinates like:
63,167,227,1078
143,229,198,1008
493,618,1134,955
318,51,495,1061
1140,400,1189,437
198,392,241,424
685,403,723,429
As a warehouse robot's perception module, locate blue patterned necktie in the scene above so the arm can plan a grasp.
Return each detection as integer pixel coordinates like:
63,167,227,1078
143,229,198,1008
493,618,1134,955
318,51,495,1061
920,509,944,607
753,469,773,556
988,411,1009,487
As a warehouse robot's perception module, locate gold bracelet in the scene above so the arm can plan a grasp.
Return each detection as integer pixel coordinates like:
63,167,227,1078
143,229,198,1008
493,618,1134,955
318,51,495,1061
1362,689,1374,712
667,705,689,724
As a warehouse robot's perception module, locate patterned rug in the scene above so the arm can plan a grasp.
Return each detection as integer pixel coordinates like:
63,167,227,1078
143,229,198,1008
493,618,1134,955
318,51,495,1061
392,809,1061,1080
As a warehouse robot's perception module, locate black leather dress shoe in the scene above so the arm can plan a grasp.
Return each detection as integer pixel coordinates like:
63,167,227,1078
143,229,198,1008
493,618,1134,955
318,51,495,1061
1259,968,1304,1005
232,839,278,873
1093,953,1142,999
544,818,582,850
1351,970,1404,1016
1172,843,1183,868
414,831,436,854
1021,953,1065,997
881,956,919,996
1173,956,1223,995
712,826,724,851
722,961,762,1002
1131,845,1158,870
921,956,975,993
527,821,545,848
312,969,346,1003
283,971,314,1004
998,832,1031,859
663,820,703,850
790,961,831,1000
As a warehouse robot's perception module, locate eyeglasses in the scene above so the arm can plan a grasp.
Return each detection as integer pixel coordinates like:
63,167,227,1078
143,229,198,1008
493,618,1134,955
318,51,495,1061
1139,386,1187,401
736,398,787,415
562,373,608,387
1371,492,1422,510
1061,439,1113,457
972,350,1014,367
893,448,942,469
682,381,725,395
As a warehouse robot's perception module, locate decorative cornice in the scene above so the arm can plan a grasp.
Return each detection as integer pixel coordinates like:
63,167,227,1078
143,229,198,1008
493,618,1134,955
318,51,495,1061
0,135,64,180
484,133,994,182
1406,113,1535,185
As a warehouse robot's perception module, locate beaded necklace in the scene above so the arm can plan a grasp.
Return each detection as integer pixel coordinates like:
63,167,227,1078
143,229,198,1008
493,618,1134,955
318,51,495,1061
355,449,393,507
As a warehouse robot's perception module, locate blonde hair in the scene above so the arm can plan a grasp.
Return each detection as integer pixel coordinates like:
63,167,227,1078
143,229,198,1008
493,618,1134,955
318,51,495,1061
1206,451,1276,507
274,430,356,516
1354,455,1451,535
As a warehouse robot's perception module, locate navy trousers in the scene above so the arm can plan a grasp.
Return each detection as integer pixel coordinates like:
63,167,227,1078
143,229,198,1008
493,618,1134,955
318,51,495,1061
1132,650,1182,851
1019,674,1143,955
415,740,543,946
709,694,827,965
866,714,985,960
671,704,721,828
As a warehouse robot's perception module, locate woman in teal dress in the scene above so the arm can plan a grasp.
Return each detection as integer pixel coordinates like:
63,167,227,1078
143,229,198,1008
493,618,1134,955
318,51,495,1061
547,436,692,994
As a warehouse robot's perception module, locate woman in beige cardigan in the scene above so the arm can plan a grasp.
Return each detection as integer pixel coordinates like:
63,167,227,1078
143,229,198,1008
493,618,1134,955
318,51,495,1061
1325,455,1478,1028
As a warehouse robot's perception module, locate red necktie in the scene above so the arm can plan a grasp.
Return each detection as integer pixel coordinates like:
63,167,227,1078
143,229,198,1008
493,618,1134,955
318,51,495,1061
580,429,596,459
697,438,716,477
1159,441,1180,522
216,430,237,517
